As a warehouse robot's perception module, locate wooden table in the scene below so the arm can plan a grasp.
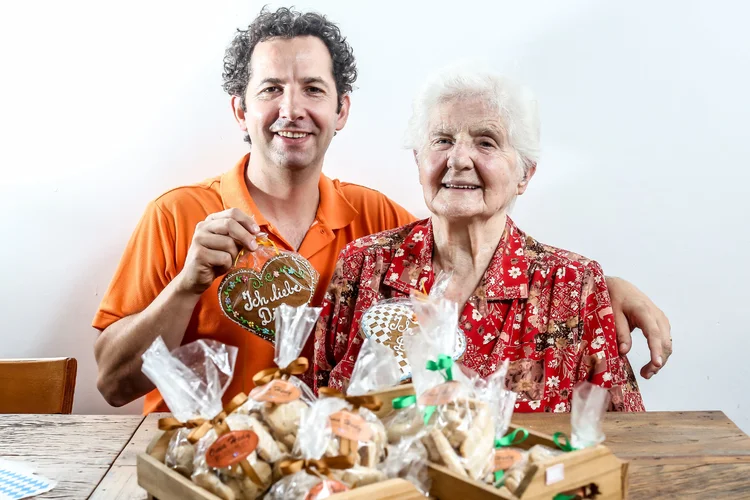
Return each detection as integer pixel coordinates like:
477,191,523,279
0,414,144,499
2,412,749,499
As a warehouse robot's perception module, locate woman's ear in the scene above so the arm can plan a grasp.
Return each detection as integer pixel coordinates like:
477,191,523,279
413,150,424,185
517,163,537,195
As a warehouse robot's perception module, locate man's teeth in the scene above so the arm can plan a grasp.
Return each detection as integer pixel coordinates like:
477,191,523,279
277,131,309,138
444,184,478,189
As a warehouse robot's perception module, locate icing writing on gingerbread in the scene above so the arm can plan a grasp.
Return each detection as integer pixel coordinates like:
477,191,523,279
241,277,304,326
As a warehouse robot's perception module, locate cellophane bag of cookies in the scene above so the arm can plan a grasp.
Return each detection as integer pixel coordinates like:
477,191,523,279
570,381,610,449
500,382,608,495
218,234,319,343
315,338,397,485
265,397,358,499
356,271,458,386
404,292,497,482
470,359,526,486
234,304,321,452
378,434,432,496
141,337,238,478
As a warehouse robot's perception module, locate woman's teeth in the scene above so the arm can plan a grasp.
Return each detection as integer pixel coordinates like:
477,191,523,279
277,131,309,138
443,184,478,189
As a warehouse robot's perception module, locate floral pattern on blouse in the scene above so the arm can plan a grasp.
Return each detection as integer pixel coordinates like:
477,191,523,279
313,217,644,412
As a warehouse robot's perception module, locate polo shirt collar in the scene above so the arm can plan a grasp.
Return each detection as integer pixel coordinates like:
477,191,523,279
220,153,358,230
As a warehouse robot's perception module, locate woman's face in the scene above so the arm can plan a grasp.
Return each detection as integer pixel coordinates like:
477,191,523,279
418,97,533,222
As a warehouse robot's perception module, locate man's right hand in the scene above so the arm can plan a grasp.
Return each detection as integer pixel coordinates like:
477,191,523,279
175,208,262,295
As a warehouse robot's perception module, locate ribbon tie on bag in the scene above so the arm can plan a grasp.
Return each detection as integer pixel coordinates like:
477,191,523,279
495,428,529,448
426,354,454,381
553,432,579,452
421,353,455,425
391,394,417,409
252,357,309,387
492,428,530,486
318,387,383,412
278,454,356,478
157,393,265,486
157,392,249,443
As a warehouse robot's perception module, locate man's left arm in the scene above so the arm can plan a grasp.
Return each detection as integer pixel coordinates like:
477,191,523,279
606,276,673,379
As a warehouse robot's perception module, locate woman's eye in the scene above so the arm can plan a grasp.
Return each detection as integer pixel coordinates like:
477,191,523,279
480,141,495,148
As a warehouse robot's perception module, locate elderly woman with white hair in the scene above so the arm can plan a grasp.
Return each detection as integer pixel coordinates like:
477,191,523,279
313,68,644,412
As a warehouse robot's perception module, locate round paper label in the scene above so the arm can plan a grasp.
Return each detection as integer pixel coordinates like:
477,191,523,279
494,448,524,471
418,380,462,406
205,430,259,469
250,379,301,404
305,479,349,500
329,410,373,442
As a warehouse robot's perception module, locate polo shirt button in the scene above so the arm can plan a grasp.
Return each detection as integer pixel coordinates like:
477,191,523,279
319,228,325,234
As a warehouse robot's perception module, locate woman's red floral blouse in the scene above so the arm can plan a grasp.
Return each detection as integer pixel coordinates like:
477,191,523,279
313,217,644,412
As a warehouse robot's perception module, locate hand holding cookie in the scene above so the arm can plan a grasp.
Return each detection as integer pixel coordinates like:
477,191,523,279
177,208,262,295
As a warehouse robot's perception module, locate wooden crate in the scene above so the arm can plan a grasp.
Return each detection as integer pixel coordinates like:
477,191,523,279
371,384,628,500
137,383,627,499
137,452,424,500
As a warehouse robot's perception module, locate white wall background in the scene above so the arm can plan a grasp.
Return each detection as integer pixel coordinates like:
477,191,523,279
1,0,748,432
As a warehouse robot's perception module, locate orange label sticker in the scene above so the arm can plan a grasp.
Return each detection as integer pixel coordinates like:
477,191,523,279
329,411,372,442
250,379,301,403
418,380,462,406
305,479,349,500
494,448,523,471
205,430,258,469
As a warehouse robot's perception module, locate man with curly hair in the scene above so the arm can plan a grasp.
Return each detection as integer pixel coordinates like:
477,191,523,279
93,7,672,412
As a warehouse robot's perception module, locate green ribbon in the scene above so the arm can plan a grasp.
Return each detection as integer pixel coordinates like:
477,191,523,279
493,428,530,487
495,428,529,448
553,495,578,500
419,354,456,426
392,395,417,409
423,405,437,426
494,469,505,487
426,354,454,381
553,432,578,452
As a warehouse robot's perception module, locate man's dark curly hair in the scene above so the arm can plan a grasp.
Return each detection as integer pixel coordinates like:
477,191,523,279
222,6,357,114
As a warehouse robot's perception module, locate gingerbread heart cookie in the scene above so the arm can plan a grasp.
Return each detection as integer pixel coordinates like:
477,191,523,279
359,301,466,381
219,253,318,342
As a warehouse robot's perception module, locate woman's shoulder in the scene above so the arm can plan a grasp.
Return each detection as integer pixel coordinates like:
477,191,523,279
521,231,603,277
337,219,426,262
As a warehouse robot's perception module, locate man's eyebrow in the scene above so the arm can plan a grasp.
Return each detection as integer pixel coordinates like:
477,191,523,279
301,76,330,89
257,77,284,87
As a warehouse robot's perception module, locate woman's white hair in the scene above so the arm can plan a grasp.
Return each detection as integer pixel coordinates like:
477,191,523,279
405,64,541,174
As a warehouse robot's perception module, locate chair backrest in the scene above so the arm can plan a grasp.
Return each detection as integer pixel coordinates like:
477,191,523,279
0,358,77,414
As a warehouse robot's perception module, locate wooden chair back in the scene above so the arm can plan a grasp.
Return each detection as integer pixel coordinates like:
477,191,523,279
0,358,77,413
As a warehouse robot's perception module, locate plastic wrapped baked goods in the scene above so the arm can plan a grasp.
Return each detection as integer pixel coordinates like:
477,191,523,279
236,304,321,449
317,337,401,469
265,397,359,499
141,337,237,476
141,337,270,498
378,434,431,496
403,291,497,482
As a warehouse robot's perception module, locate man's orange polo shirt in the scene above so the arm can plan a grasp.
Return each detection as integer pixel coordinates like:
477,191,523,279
92,154,415,413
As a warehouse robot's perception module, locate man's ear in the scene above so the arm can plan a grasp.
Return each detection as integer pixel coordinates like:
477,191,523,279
335,94,351,132
517,163,537,195
231,95,247,132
